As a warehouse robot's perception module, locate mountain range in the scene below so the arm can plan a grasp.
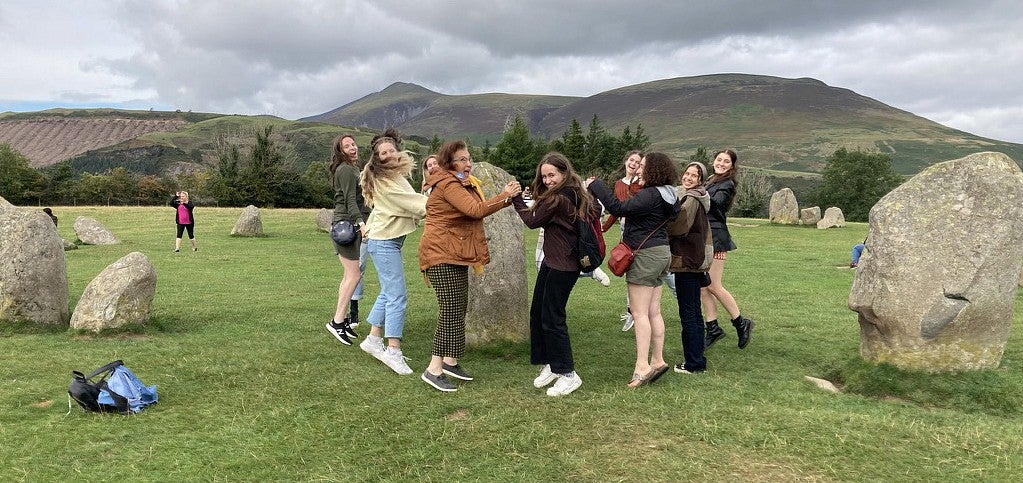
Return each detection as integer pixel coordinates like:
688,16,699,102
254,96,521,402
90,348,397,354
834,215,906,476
3,74,1021,176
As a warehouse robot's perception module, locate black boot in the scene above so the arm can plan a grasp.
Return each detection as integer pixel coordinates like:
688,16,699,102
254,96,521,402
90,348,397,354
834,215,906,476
348,300,360,327
732,316,754,349
704,320,726,349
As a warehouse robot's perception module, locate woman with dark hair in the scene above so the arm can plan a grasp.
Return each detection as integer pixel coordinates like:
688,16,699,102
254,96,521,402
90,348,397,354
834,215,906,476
418,140,521,392
512,152,595,397
668,162,713,374
356,129,428,375
701,149,754,349
325,134,366,346
587,152,680,387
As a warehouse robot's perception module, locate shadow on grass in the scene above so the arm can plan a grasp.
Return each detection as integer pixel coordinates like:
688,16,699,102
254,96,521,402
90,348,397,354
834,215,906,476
828,356,1022,417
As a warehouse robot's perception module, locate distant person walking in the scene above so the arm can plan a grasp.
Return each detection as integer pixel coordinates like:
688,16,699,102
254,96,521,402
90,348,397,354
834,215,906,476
325,134,366,346
170,191,197,252
418,140,521,392
701,149,754,349
357,129,427,375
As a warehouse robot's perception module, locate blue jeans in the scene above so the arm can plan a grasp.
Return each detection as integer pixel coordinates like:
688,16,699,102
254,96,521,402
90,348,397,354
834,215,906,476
366,236,408,339
353,241,369,300
673,272,706,371
851,243,865,265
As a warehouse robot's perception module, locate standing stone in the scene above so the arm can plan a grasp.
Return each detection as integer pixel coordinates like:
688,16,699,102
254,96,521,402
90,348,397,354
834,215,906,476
800,206,821,225
231,205,264,236
71,252,157,333
816,207,846,229
0,200,70,328
315,208,332,232
849,152,1023,371
769,188,799,224
464,162,528,345
73,216,120,245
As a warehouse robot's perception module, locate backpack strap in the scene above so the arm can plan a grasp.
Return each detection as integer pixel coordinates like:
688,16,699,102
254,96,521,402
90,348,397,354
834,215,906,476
86,360,123,380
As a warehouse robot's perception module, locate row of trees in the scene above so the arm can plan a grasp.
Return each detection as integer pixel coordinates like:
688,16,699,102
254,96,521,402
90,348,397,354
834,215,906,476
1,119,903,221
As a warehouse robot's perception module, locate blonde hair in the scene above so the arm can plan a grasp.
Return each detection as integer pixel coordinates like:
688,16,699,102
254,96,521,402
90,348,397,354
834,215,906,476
360,135,414,207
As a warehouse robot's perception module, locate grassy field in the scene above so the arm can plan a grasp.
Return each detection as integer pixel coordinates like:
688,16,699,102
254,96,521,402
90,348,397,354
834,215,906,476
2,206,1021,481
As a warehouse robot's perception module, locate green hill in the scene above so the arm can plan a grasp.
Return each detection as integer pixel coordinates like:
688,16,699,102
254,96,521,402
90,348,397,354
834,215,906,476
3,75,1022,178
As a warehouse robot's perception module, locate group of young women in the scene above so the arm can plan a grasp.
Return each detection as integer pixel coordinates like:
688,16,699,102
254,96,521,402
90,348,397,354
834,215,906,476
325,130,753,395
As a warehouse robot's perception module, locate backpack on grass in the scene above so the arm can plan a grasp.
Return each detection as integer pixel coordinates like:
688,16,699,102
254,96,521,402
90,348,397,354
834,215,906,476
68,360,158,414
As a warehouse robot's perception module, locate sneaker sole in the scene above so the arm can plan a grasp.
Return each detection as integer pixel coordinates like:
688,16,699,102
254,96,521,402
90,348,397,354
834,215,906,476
533,373,558,388
547,380,582,396
442,368,474,381
325,323,353,346
421,373,457,392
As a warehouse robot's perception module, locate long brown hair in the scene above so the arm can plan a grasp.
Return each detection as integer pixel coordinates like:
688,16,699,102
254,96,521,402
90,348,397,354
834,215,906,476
329,134,358,188
706,149,739,185
530,152,594,219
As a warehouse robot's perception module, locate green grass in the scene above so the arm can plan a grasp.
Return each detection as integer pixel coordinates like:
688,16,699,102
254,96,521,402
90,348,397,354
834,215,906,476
2,207,1022,481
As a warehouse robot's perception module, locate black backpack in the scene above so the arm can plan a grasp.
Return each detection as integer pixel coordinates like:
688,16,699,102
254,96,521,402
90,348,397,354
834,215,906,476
564,191,605,272
68,360,131,414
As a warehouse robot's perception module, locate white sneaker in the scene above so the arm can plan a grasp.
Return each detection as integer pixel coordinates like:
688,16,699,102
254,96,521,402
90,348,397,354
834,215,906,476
620,311,635,331
359,336,385,358
533,364,558,388
592,268,611,287
546,372,582,396
379,347,413,375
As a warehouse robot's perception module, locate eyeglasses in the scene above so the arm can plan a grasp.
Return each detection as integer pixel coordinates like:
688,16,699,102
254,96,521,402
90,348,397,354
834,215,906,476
454,156,473,163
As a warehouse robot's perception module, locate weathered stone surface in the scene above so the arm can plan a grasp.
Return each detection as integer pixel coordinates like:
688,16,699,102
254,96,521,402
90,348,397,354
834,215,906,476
73,216,120,245
849,152,1023,371
464,163,528,345
231,205,264,236
800,206,821,225
62,238,78,250
315,208,332,232
804,376,841,394
0,202,70,328
70,252,157,332
816,207,846,229
769,188,799,224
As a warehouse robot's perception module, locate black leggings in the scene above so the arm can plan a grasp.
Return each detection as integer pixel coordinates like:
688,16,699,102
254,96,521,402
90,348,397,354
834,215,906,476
176,223,195,239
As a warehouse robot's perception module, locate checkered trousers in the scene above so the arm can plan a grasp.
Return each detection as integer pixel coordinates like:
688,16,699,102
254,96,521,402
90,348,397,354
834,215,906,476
425,263,469,358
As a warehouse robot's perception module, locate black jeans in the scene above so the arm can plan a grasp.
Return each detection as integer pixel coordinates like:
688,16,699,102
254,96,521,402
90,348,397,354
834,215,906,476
530,263,579,374
673,271,706,371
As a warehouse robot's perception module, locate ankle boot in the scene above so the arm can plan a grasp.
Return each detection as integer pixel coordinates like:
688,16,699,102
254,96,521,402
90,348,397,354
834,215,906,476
732,316,754,349
704,320,726,349
348,300,360,327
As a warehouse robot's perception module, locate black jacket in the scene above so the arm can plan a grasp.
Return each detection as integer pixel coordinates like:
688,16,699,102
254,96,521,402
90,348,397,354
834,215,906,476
589,180,679,249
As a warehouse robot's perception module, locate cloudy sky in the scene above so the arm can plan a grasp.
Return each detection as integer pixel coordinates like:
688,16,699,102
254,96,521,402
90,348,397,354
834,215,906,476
1,0,1021,143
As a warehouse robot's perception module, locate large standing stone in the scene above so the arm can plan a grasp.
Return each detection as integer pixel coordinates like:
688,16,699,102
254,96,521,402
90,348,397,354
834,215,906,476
71,252,157,333
769,188,799,224
816,207,846,229
315,208,332,232
231,205,264,236
465,163,528,345
0,200,70,328
73,216,120,245
849,152,1023,371
800,206,821,225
